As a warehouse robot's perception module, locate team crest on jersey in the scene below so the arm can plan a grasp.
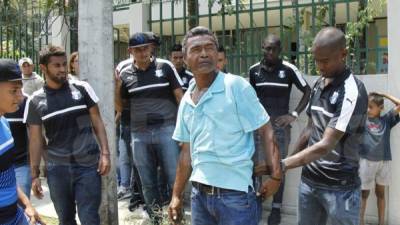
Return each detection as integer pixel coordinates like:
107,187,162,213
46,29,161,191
71,90,82,100
182,77,188,84
155,69,164,78
279,70,286,79
330,91,339,104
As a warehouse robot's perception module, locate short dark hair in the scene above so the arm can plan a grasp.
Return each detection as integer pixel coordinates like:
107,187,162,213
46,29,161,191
170,44,182,53
263,34,281,48
218,45,225,53
182,26,219,55
368,93,384,107
39,45,66,66
312,27,346,52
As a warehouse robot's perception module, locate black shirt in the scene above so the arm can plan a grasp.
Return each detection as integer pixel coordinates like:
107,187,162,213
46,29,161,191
119,58,183,131
177,68,193,91
249,60,309,118
4,96,29,166
24,80,100,166
302,68,368,190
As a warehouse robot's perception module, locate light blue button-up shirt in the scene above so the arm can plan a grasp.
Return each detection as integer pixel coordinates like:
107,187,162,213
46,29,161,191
173,72,270,192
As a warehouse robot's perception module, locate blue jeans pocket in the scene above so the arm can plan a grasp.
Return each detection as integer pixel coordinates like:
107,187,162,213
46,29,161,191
221,191,252,210
342,189,361,212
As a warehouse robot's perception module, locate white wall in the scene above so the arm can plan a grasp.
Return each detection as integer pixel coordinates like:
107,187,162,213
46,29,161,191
387,0,400,224
113,3,150,36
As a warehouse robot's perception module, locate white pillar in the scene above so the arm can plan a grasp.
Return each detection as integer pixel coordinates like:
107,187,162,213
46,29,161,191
78,1,118,224
128,3,150,35
387,0,400,224
51,16,70,54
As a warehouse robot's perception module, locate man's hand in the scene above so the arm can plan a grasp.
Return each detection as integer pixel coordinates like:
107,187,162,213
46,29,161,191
25,204,46,225
115,111,122,124
258,178,281,201
97,154,111,176
31,177,43,199
168,195,184,225
275,114,296,127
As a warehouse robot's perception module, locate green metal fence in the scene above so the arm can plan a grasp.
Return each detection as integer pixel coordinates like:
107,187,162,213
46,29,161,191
146,0,387,76
0,1,49,67
0,1,79,72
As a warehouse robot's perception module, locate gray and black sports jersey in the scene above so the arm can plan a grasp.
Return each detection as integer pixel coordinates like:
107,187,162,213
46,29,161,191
24,80,100,166
303,68,368,190
178,69,193,91
249,60,309,117
119,58,183,131
4,95,29,166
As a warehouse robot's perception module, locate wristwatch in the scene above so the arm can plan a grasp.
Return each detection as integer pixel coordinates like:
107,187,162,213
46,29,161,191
290,111,299,118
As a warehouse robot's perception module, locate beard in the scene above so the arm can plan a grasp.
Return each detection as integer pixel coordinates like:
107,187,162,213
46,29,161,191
47,73,67,84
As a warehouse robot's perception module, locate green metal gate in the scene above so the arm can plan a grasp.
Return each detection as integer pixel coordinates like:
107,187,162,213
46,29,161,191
146,0,387,76
0,0,79,71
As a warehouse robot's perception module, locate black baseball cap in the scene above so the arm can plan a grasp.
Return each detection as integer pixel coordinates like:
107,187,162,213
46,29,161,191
144,32,161,46
0,59,28,82
129,32,152,48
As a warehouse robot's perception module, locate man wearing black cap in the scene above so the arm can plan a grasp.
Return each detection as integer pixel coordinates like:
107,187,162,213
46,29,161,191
170,44,193,91
24,45,111,225
0,59,44,225
116,32,184,222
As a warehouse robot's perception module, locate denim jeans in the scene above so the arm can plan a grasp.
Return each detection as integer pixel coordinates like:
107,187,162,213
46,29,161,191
2,207,29,225
271,125,290,208
15,164,31,199
131,125,180,218
46,163,101,225
298,180,361,225
191,186,258,225
118,124,133,188
253,125,290,221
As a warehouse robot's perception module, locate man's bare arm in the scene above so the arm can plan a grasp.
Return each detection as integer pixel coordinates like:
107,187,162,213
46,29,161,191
173,88,184,104
28,124,44,199
168,143,191,224
283,127,344,170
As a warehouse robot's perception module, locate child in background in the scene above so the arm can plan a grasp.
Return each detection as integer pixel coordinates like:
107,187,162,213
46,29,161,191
360,92,400,225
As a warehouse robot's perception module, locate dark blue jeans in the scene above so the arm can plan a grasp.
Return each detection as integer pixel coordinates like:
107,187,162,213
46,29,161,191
46,163,101,225
254,125,290,213
271,125,290,208
131,125,180,218
118,124,133,188
298,180,361,225
191,186,259,225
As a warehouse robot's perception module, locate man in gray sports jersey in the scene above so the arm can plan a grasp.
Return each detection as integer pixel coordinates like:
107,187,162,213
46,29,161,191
116,33,184,223
25,45,111,225
281,27,368,225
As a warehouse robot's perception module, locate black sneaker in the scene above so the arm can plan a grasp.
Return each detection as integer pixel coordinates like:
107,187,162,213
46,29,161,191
268,208,281,225
128,195,144,212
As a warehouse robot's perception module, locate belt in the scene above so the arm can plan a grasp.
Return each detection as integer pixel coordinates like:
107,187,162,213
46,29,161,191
192,182,236,195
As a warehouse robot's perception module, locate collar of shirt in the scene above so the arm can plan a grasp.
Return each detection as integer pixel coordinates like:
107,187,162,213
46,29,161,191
185,71,225,107
260,58,282,72
44,80,69,93
320,67,351,90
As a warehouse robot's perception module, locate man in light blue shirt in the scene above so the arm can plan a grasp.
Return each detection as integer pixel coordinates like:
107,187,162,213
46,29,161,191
168,26,282,225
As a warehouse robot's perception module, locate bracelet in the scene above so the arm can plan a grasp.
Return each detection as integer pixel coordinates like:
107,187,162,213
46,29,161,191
270,176,282,181
101,152,111,156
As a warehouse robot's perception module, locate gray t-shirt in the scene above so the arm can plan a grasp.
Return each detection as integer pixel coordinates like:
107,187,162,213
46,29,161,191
22,72,45,96
360,109,400,161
